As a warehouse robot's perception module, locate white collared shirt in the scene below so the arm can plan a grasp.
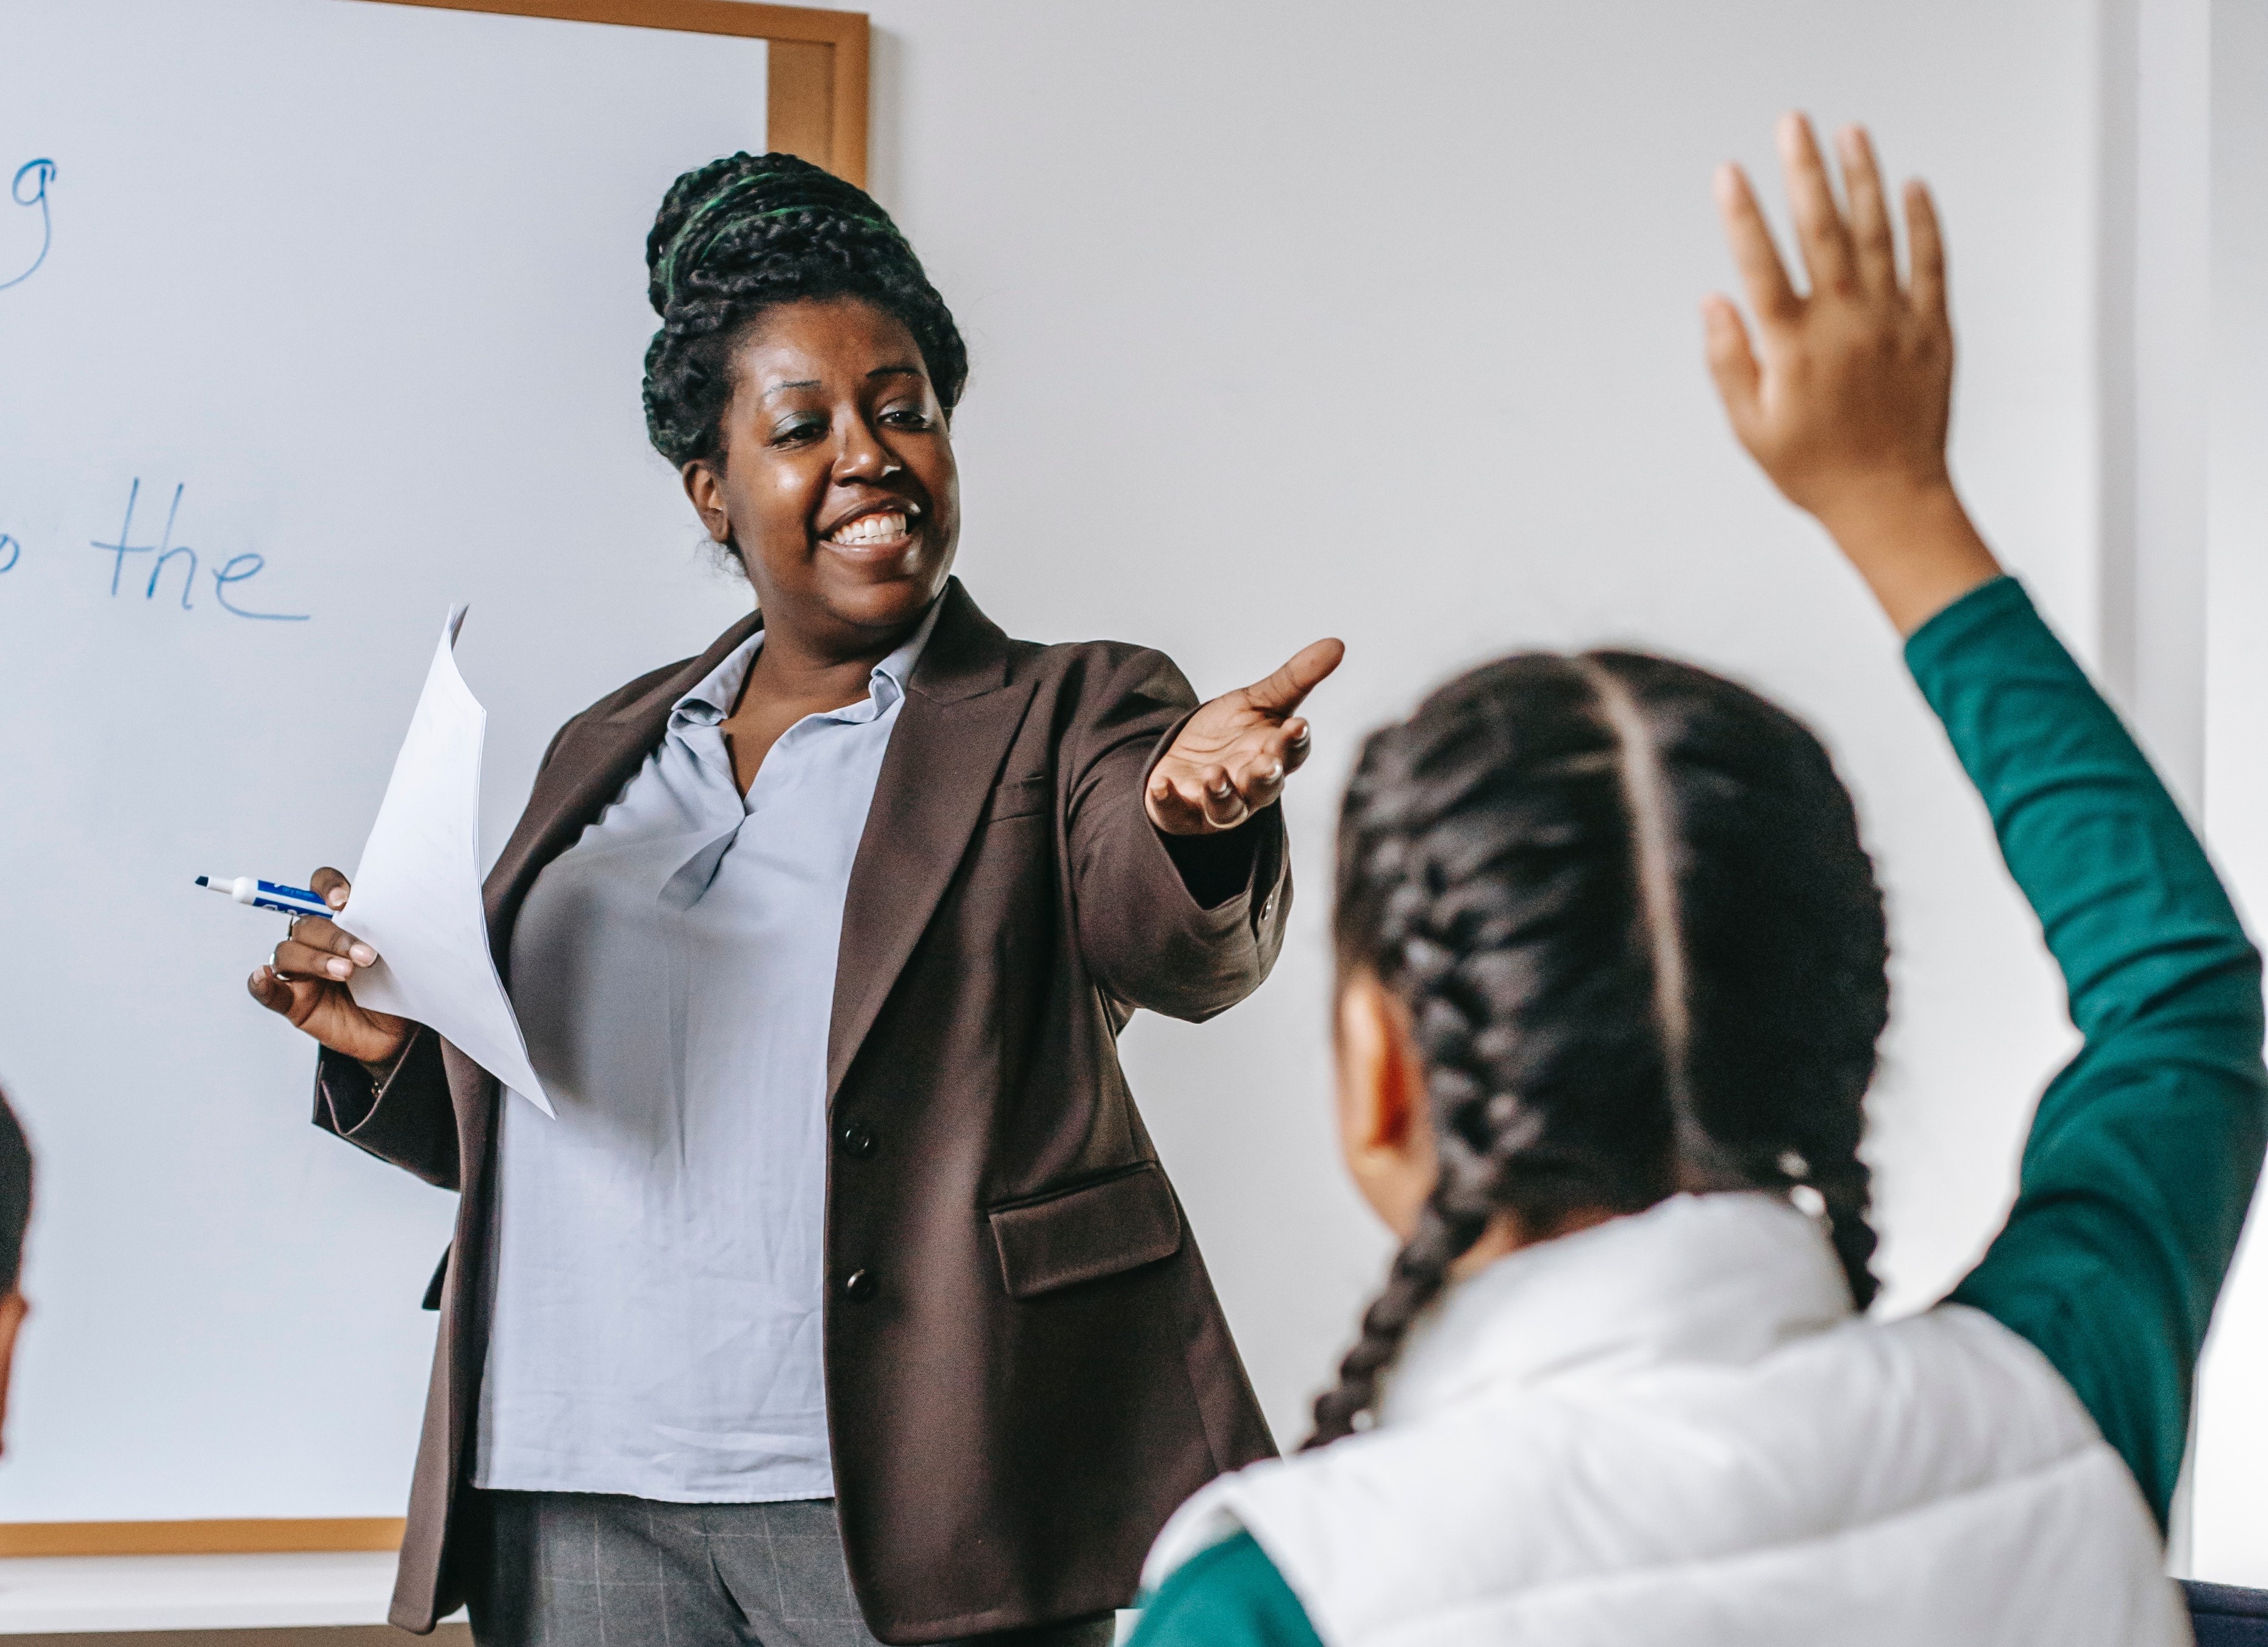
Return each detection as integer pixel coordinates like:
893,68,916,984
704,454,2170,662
474,602,940,1501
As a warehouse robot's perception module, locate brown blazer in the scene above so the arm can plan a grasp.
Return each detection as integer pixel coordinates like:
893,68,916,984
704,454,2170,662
313,581,1285,1640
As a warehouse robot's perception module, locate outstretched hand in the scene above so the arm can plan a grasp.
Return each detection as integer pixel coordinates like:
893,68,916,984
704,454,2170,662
1703,113,2000,634
1147,638,1345,836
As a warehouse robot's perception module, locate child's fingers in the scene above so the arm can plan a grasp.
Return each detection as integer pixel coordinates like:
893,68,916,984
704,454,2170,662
1903,179,1947,323
1837,126,1897,296
1777,111,1856,298
1701,295,1763,432
1713,163,1799,326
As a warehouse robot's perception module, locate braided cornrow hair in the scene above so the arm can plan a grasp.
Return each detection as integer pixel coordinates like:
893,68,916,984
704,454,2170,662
1307,650,1889,1448
641,152,968,477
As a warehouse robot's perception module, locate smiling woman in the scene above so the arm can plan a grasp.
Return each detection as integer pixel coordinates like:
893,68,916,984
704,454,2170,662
241,151,1342,1647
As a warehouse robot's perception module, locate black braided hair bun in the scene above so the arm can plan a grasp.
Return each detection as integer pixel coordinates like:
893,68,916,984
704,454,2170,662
1309,650,1890,1447
641,152,968,468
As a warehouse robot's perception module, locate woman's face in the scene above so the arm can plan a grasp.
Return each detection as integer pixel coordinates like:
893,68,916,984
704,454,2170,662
683,296,959,653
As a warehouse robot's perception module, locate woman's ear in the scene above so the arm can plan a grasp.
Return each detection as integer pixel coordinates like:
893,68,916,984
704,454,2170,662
680,459,733,545
1335,971,1438,1242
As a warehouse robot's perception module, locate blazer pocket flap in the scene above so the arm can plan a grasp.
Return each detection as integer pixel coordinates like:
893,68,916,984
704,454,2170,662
984,773,1053,822
990,1163,1183,1299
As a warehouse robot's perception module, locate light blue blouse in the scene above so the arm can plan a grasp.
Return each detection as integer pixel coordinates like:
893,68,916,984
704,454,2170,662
473,602,940,1502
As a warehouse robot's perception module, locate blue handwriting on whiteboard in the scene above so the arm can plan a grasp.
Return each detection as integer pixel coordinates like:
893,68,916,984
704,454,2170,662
0,159,55,292
0,534,19,574
91,479,312,621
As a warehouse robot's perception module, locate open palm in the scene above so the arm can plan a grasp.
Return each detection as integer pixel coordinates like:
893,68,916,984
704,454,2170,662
1147,638,1345,835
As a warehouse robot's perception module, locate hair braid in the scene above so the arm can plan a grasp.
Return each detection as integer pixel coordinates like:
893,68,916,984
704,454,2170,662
1307,862,1539,1448
1310,649,1891,1445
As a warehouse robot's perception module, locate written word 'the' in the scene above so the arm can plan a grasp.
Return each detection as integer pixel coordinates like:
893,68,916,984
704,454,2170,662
91,479,310,622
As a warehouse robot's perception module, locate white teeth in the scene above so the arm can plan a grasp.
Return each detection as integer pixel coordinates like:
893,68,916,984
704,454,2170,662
828,512,909,546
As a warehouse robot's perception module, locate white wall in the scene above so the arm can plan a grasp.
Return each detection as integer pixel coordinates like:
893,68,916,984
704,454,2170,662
2189,0,2268,1587
821,0,2109,1448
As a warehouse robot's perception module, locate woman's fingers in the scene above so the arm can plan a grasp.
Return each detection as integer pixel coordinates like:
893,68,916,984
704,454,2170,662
1713,163,1799,326
245,869,412,1062
273,937,358,983
247,962,329,1032
1217,720,1318,816
285,914,379,969
1146,771,1207,835
1837,126,1897,296
1236,638,1346,718
1149,758,1271,834
1778,112,1856,297
1148,769,1244,834
1149,705,1322,835
1200,768,1246,829
1278,718,1314,774
1904,179,1947,323
247,964,299,1016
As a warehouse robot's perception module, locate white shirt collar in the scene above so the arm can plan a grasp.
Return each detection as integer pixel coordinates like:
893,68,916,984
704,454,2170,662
671,596,944,732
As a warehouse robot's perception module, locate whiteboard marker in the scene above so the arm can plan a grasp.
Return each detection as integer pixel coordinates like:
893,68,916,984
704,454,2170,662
193,875,332,921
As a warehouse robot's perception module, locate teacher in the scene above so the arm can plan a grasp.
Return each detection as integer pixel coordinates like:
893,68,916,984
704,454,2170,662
248,154,1338,1646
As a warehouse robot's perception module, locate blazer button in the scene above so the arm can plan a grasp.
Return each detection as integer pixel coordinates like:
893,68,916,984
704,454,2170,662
839,1123,877,1159
843,1269,877,1302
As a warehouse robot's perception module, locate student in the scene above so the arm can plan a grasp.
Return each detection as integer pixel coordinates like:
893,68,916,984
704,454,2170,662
1130,114,2267,1647
0,1089,30,1456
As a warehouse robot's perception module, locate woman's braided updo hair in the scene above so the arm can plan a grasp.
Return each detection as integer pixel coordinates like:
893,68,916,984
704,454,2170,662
1308,650,1890,1447
641,151,968,471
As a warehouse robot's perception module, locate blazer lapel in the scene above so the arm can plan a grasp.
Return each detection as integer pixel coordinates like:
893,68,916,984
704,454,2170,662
482,610,764,969
828,580,1035,1099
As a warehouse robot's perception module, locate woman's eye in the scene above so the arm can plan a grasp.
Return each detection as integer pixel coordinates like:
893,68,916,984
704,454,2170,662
881,405,933,429
769,416,826,445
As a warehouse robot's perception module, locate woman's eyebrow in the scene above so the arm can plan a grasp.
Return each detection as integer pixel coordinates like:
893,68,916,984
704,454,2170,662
866,364,922,382
760,378,822,401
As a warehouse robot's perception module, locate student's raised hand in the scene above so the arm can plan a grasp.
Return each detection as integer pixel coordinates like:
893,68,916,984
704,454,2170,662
1703,113,2000,635
245,867,412,1065
1147,638,1345,835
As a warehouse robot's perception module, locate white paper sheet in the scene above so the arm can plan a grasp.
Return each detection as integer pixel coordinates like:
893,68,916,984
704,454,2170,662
343,607,553,1116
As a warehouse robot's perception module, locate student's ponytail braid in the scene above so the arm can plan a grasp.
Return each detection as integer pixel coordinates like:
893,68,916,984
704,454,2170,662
1308,649,1889,1447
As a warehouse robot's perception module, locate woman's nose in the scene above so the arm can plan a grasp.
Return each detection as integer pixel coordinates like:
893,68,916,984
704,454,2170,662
833,417,901,481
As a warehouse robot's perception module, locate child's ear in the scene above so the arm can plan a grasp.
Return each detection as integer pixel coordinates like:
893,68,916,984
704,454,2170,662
0,1289,28,1459
1335,972,1437,1240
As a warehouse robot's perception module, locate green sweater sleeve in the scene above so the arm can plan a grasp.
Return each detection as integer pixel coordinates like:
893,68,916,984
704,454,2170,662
1127,1531,1325,1647
1920,577,2268,1527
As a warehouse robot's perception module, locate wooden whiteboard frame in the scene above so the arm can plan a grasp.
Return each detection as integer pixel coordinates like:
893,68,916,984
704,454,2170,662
366,0,871,186
0,0,866,1562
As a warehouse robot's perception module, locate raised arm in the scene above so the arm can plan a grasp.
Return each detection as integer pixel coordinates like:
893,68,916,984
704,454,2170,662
1920,577,2261,1524
1708,113,2268,1524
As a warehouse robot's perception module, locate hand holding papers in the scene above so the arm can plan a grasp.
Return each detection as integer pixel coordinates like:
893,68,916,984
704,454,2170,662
343,607,554,1116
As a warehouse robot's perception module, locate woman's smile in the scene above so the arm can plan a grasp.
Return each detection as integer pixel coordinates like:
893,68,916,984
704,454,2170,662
819,498,924,563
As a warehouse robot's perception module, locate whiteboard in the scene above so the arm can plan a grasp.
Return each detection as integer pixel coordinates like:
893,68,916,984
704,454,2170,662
0,0,763,1520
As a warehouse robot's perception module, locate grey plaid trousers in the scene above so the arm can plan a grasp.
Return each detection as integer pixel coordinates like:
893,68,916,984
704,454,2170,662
465,1491,1118,1647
